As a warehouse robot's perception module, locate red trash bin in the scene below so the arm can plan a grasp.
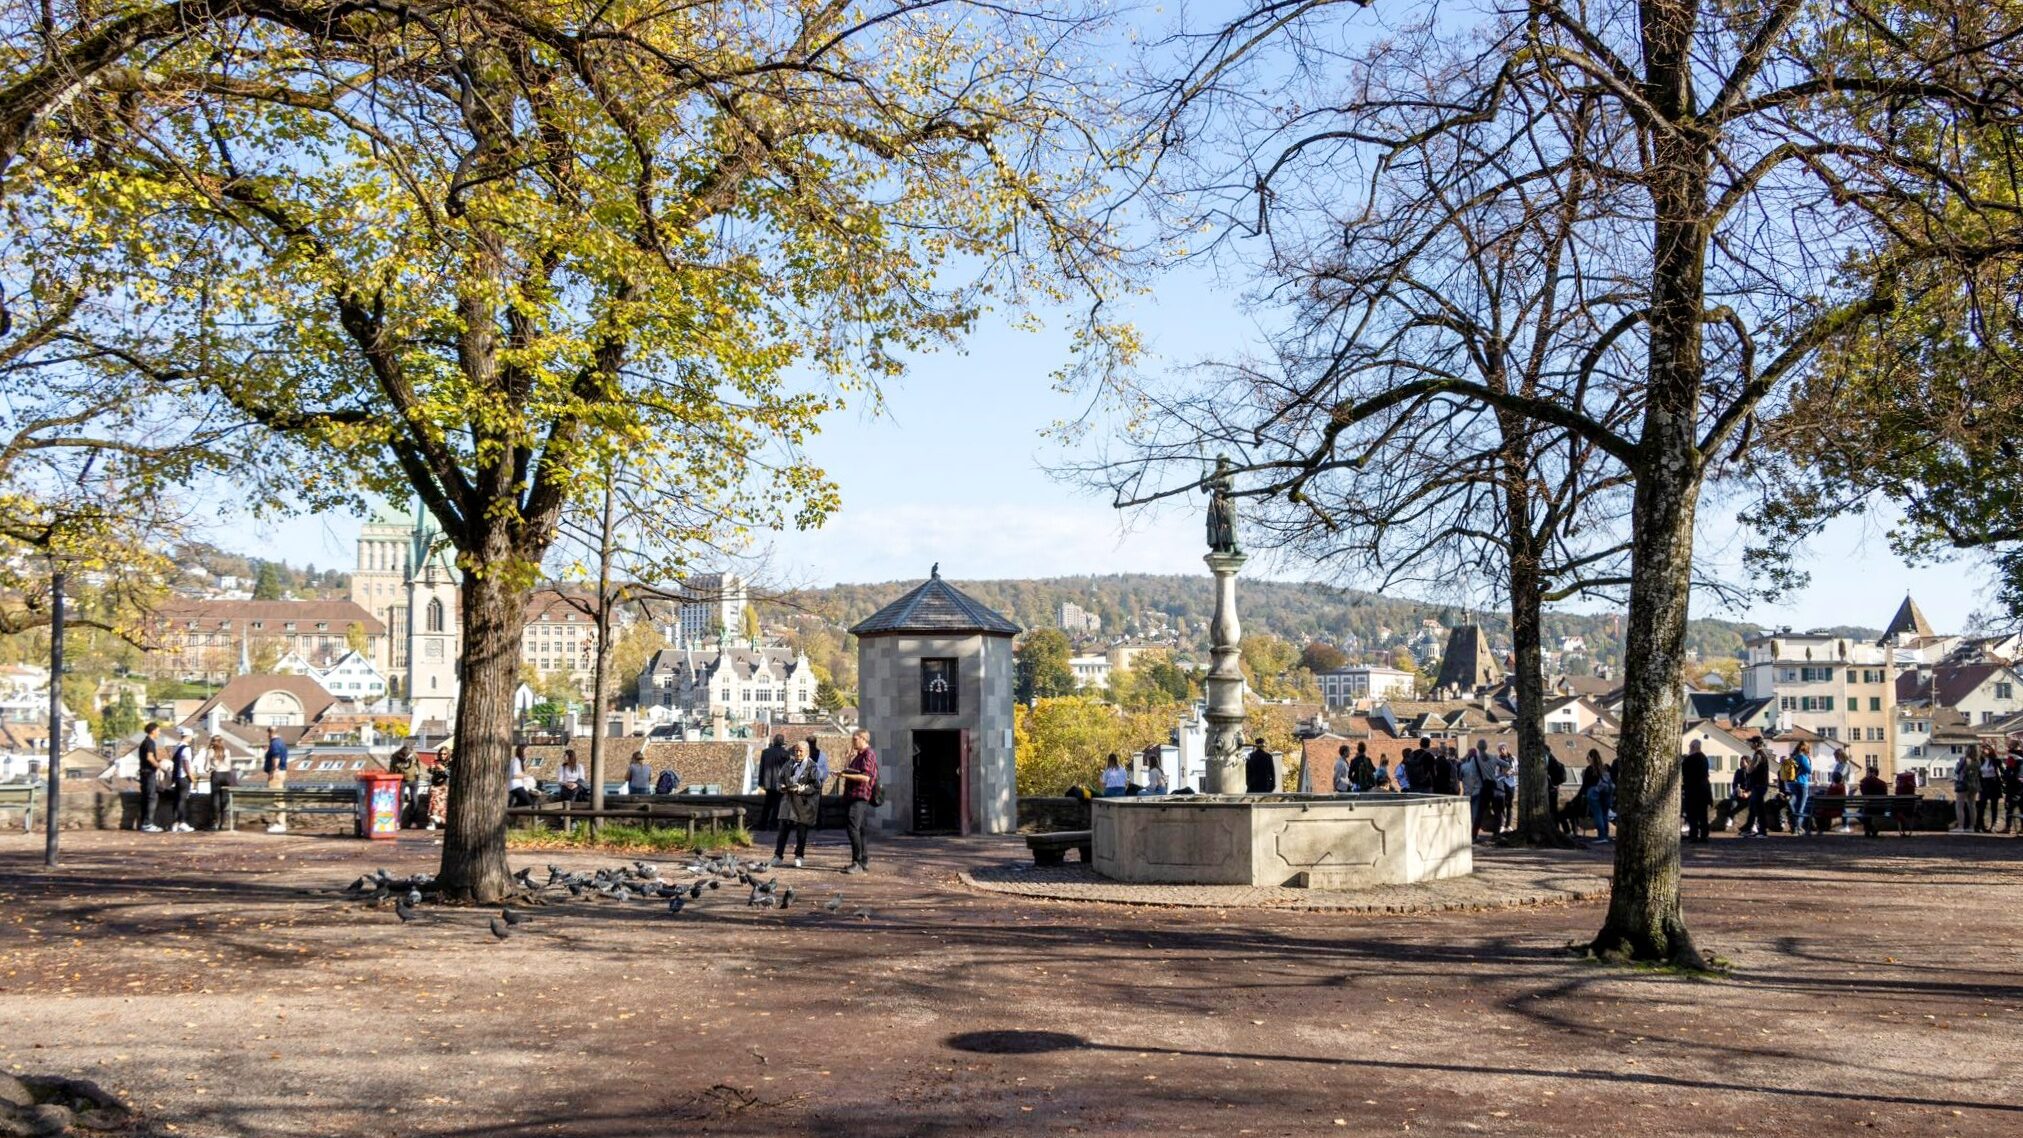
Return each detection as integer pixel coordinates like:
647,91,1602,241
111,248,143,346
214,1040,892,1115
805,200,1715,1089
357,771,404,839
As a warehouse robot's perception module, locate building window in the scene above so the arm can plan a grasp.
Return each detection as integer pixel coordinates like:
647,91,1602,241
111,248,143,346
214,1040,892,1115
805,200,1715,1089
1998,683,2014,701
921,658,959,715
425,599,445,633
1870,697,1882,712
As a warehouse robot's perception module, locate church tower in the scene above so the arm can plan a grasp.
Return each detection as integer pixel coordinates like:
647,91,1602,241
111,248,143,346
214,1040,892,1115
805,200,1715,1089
403,499,461,727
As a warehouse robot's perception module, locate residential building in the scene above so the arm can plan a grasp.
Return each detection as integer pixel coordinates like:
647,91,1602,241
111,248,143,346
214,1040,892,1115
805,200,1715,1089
148,599,386,683
1068,653,1112,688
1056,601,1102,636
1316,664,1418,708
522,590,602,695
1895,663,2023,727
277,649,389,704
1740,629,1897,773
635,642,816,726
662,573,747,645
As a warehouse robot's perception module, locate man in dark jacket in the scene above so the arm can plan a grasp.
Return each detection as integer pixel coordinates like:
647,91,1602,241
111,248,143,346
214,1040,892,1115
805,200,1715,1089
1742,740,1773,837
1682,739,1712,843
756,734,790,830
1404,737,1438,794
1245,738,1277,793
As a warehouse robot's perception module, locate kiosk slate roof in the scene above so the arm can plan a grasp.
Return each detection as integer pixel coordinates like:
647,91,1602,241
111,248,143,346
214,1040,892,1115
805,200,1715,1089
849,566,1021,637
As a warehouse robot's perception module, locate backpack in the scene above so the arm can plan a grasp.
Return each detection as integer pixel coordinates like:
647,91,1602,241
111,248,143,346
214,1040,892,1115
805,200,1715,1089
1547,755,1567,787
1778,756,1798,783
1349,754,1375,786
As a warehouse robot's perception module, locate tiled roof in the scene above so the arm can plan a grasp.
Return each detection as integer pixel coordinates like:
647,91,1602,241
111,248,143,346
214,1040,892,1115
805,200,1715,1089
154,599,386,636
181,675,337,728
849,568,1020,637
1434,625,1502,691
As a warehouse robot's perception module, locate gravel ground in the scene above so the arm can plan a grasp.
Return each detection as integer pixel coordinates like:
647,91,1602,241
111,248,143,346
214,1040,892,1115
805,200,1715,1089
1,828,2019,1138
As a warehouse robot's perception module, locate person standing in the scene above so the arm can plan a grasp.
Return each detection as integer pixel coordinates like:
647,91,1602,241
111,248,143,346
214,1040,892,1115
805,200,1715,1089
1977,747,2003,832
1332,745,1356,795
626,750,653,795
136,722,164,832
835,729,879,874
772,741,827,867
1245,737,1277,793
388,744,418,825
426,751,452,831
1738,740,1771,837
1348,743,1375,792
1371,756,1396,791
167,728,197,833
2002,746,2023,834
1492,743,1517,834
1682,739,1712,843
1459,742,1487,837
1581,749,1613,842
757,734,790,830
1954,746,1978,832
206,733,235,831
262,727,290,834
1786,742,1814,835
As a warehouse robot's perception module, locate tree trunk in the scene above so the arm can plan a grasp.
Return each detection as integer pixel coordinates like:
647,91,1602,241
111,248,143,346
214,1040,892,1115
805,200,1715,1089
1505,542,1564,845
1590,7,1708,963
436,554,530,903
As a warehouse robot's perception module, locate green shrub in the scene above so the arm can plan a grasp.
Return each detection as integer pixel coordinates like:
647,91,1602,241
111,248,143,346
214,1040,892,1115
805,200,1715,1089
506,822,751,854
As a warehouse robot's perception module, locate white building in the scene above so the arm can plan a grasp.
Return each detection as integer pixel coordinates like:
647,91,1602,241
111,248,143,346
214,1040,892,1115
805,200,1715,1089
1741,629,1898,772
1069,654,1112,688
277,649,389,704
1057,600,1102,636
1317,665,1418,708
635,642,815,726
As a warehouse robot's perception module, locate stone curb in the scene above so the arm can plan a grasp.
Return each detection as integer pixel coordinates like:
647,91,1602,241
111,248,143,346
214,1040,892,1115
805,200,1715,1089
957,865,1611,914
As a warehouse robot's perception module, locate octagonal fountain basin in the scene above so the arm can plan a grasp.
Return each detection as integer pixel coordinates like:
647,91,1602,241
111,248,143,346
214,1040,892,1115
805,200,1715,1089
1090,793,1472,888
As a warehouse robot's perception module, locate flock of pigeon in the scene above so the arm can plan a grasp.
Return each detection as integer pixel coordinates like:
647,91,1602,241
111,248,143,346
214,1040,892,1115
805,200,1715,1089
343,855,870,940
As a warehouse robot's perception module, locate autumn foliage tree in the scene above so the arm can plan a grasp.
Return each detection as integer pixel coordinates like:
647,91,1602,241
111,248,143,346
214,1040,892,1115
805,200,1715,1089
12,2,1133,901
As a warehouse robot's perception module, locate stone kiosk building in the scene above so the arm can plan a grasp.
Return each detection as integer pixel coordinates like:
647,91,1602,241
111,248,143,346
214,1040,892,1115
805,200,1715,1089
851,568,1018,834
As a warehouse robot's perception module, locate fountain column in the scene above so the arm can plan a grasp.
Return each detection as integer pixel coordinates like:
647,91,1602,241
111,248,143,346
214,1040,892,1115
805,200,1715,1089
1202,550,1249,794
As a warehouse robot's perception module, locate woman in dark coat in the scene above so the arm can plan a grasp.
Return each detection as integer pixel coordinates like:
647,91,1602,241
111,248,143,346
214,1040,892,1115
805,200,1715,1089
772,742,827,868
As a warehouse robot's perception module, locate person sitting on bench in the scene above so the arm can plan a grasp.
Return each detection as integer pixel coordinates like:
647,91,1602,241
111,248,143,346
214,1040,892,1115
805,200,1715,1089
555,750,591,803
508,745,536,808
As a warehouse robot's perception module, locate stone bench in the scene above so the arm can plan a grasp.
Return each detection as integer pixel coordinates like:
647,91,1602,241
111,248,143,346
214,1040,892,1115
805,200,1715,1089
1025,830,1092,867
1805,794,1922,837
508,801,745,838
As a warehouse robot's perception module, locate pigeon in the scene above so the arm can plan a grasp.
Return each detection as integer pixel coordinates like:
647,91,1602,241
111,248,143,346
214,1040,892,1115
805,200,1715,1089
567,882,585,897
546,865,567,885
513,867,536,889
688,882,706,900
633,862,659,879
501,906,525,927
754,877,777,896
489,917,511,940
405,887,423,908
821,894,844,913
778,887,796,910
852,908,871,920
668,895,686,914
345,875,375,895
395,900,419,923
707,879,720,890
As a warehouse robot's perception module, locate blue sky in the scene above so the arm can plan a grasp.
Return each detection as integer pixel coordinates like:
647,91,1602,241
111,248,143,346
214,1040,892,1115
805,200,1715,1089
215,254,1989,637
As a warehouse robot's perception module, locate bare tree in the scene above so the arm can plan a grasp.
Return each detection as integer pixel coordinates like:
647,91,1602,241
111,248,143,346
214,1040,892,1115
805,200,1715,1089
1123,0,2023,965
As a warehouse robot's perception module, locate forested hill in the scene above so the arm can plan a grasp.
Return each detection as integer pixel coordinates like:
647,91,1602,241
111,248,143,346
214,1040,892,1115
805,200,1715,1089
770,573,1874,668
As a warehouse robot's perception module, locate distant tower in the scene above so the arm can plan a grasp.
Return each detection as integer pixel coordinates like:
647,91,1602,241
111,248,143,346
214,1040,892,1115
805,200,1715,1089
404,500,460,725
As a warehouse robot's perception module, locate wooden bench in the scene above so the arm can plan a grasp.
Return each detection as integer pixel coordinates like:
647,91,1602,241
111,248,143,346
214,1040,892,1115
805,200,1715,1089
222,786,360,831
0,785,40,832
1805,794,1922,837
1025,829,1092,867
507,800,745,839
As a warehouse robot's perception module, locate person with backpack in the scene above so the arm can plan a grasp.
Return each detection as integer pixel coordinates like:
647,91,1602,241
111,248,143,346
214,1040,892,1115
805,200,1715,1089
262,727,290,834
1459,742,1488,834
1492,743,1517,834
1348,743,1376,793
1953,747,1978,832
166,728,197,833
1786,742,1814,835
1436,744,1464,797
1404,737,1438,794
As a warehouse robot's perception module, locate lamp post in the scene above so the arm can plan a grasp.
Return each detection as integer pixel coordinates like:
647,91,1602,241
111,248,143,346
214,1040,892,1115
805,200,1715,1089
45,566,64,867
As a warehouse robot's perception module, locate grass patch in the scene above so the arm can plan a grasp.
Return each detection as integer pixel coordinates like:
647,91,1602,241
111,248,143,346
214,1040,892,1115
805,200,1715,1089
507,822,751,855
